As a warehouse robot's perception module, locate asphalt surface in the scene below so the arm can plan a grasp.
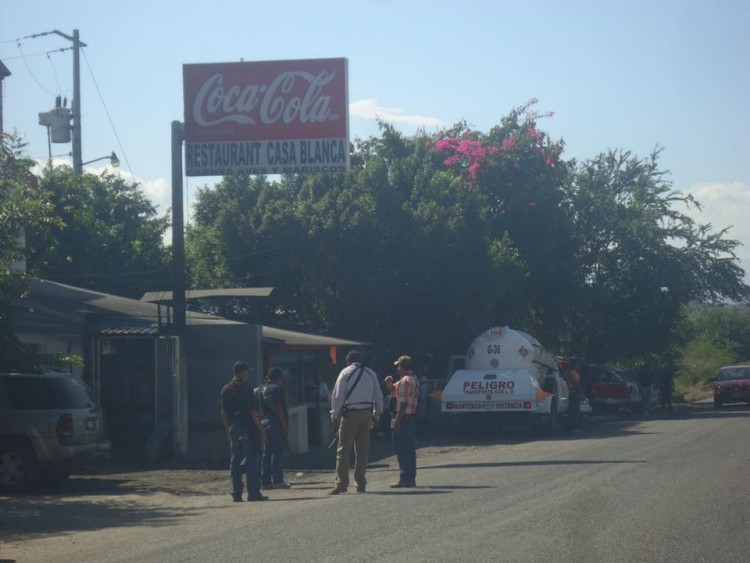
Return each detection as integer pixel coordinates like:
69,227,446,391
2,404,749,562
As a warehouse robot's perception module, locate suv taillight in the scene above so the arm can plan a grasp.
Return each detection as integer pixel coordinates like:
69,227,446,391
56,413,74,442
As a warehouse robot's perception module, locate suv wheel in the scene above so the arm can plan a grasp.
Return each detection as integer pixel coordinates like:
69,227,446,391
0,440,39,492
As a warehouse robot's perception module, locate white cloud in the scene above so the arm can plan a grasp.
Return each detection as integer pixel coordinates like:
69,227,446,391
681,182,750,278
135,175,171,213
349,98,445,128
33,159,172,213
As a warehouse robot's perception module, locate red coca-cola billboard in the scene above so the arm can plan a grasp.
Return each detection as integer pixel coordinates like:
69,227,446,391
183,58,349,176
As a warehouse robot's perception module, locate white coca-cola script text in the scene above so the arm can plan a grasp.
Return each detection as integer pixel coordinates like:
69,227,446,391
192,70,337,127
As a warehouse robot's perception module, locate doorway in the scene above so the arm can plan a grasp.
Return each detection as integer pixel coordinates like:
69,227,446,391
97,337,154,457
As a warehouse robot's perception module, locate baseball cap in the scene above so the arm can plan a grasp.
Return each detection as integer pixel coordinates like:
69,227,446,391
393,355,413,369
233,361,251,375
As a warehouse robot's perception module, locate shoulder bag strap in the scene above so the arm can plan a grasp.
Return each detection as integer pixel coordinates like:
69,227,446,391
343,365,366,404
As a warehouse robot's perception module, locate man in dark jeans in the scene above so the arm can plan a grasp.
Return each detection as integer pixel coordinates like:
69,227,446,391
256,367,290,490
220,362,268,502
565,360,583,430
384,355,419,488
659,371,675,411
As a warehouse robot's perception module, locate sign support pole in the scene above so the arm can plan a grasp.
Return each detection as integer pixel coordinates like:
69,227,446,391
171,120,188,456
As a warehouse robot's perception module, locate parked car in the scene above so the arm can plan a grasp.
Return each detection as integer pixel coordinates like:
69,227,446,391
587,365,635,414
0,372,111,492
713,365,750,408
611,366,658,413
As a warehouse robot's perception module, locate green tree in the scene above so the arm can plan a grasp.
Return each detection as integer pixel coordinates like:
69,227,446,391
185,106,750,371
567,149,749,362
434,101,580,345
186,123,526,365
0,134,58,370
25,165,171,298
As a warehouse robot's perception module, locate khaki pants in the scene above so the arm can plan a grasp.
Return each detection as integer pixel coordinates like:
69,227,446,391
335,409,372,488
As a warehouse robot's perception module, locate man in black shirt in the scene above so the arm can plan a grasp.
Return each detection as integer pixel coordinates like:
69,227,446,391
220,361,268,502
256,367,290,490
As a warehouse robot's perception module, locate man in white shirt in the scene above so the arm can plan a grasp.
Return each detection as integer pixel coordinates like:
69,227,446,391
328,350,383,494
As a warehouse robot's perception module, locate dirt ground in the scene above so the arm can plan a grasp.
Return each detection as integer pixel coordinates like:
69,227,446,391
0,436,398,544
0,410,669,552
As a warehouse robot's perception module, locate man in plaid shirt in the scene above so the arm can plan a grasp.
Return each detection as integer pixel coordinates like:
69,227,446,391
384,355,419,488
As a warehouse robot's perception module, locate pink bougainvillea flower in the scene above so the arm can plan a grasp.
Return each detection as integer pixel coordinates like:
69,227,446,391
526,127,543,140
444,154,461,167
434,133,500,183
467,162,481,181
502,137,517,151
435,138,459,152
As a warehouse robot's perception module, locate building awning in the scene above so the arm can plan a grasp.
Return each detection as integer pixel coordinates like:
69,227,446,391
262,326,366,348
22,278,244,327
141,288,274,303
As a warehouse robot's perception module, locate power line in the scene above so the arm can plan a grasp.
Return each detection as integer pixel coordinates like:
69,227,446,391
0,31,57,45
1,46,73,61
15,41,56,97
46,52,63,95
80,48,133,175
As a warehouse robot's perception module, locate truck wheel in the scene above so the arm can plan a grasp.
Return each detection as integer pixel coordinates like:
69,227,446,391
0,440,39,492
533,398,559,435
547,398,559,434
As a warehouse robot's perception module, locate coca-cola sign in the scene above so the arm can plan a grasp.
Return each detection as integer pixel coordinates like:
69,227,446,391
183,58,349,176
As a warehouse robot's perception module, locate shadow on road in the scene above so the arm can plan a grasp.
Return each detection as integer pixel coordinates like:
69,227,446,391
0,497,201,542
416,402,749,449
419,459,646,470
367,489,451,496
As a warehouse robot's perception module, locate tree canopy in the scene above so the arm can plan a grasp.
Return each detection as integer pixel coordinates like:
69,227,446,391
4,101,748,375
186,102,749,368
24,165,171,299
1,134,58,370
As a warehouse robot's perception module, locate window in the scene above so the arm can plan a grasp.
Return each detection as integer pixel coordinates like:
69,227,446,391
1,376,96,410
719,369,747,381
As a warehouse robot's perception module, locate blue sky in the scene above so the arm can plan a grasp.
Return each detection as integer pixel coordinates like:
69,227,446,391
2,0,749,276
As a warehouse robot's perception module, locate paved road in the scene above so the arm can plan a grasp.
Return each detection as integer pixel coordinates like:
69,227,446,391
2,405,749,562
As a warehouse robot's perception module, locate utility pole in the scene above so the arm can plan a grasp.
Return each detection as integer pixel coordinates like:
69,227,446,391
0,60,10,136
71,29,82,174
50,29,85,173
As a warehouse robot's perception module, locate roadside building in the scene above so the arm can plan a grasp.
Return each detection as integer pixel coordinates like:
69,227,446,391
10,278,363,461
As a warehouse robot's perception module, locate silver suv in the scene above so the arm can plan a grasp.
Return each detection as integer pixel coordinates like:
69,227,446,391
0,372,111,491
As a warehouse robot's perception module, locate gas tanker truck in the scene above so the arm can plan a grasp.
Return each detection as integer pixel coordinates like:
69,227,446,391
440,326,573,432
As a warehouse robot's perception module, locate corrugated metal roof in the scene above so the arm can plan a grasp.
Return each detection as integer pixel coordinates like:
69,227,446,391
262,326,366,347
141,288,274,303
99,326,159,336
20,279,364,346
24,278,245,327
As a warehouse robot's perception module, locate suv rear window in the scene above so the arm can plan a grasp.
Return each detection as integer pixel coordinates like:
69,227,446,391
1,376,96,410
719,368,750,381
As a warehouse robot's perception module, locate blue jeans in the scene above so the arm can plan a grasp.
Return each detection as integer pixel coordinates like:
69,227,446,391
392,415,417,485
568,391,581,428
229,426,261,499
262,427,285,485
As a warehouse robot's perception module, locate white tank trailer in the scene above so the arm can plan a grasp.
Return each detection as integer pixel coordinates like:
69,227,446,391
441,326,571,432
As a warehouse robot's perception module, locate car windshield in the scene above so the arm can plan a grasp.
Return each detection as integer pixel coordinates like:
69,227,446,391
591,367,624,383
1,375,97,410
613,368,637,384
718,368,750,381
